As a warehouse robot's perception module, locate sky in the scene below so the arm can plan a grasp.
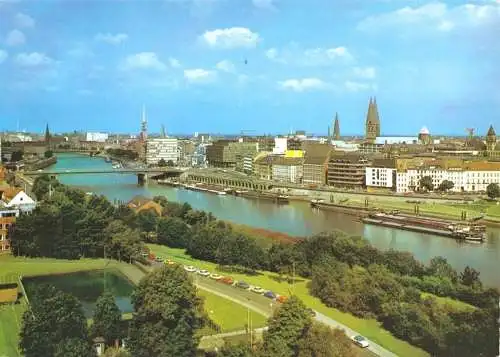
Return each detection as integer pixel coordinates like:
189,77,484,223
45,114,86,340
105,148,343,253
0,0,499,136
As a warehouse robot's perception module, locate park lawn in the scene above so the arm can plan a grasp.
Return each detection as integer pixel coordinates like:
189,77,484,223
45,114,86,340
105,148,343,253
0,302,25,357
148,244,430,357
198,289,267,333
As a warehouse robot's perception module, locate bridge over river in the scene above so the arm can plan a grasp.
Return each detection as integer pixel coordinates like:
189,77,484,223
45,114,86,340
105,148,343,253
23,168,186,184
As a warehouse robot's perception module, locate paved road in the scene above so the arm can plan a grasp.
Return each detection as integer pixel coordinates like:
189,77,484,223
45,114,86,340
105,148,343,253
141,262,398,357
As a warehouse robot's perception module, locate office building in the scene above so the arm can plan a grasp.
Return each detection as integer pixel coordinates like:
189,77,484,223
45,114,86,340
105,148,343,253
146,138,179,165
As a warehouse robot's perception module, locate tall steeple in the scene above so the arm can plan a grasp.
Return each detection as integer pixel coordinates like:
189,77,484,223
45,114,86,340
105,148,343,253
333,112,340,140
486,124,497,152
44,123,51,143
365,97,380,142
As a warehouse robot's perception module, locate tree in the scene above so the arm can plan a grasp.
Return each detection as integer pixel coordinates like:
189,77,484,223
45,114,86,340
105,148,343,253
32,174,60,200
127,265,204,357
166,160,175,167
19,284,94,357
438,180,454,192
296,323,358,357
486,183,500,199
218,342,255,357
262,296,313,357
104,220,143,262
90,291,122,346
157,216,191,248
460,266,482,288
44,150,54,158
136,209,158,233
158,158,167,167
11,150,23,162
419,176,434,192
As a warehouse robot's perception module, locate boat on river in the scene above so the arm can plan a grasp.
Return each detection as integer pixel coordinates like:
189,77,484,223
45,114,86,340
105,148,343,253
104,157,112,163
362,212,486,242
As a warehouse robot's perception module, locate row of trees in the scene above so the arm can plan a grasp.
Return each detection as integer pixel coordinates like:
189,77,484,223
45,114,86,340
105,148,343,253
106,148,139,160
13,176,499,356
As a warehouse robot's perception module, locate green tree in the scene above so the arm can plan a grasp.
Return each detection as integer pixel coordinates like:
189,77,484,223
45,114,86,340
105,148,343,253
136,209,158,233
32,174,60,200
103,347,132,357
438,180,454,192
218,342,255,357
486,183,500,199
44,150,54,158
157,216,191,248
166,160,175,167
158,158,167,167
90,291,122,346
296,323,358,357
104,220,143,262
419,176,434,192
127,265,204,357
262,296,313,357
460,266,482,288
19,285,94,357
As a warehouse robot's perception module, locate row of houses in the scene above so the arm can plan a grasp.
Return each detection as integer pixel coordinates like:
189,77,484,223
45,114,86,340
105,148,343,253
243,145,500,193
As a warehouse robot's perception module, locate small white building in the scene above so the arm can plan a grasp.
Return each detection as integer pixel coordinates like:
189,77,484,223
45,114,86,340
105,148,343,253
1,190,36,213
272,137,288,155
366,167,396,188
146,138,179,165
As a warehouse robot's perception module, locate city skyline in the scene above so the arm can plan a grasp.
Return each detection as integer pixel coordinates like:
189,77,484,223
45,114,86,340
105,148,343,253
0,0,499,135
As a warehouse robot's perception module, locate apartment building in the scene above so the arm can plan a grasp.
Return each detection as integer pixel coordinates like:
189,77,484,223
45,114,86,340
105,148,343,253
146,138,179,165
0,209,18,251
327,153,370,188
302,143,332,186
206,140,259,168
272,157,304,183
367,158,500,193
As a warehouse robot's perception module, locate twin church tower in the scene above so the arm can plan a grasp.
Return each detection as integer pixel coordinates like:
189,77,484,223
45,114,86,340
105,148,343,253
329,97,381,142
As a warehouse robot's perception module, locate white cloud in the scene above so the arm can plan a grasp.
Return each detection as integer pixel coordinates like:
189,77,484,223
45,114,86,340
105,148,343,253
201,27,259,49
215,59,235,73
252,0,275,10
15,13,35,28
169,57,181,67
357,2,500,33
184,68,216,83
15,52,54,67
0,50,7,64
353,66,376,79
120,52,166,71
5,29,25,46
344,81,373,92
95,33,128,45
266,45,352,66
279,78,327,92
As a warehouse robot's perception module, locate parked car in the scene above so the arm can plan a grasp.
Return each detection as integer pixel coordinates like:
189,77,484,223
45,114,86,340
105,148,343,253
209,273,223,280
184,265,197,273
220,277,234,285
264,291,276,299
197,269,210,277
276,295,288,303
351,335,369,348
236,281,250,289
250,286,265,294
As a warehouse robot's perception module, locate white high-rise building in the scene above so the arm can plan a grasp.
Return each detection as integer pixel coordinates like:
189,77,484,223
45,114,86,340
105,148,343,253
146,138,179,165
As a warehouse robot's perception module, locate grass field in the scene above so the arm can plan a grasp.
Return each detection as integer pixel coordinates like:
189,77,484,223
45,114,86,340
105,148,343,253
148,243,430,357
198,289,267,332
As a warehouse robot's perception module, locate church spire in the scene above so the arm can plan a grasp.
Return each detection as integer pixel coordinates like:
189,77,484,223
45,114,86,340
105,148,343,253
45,123,51,143
333,112,340,140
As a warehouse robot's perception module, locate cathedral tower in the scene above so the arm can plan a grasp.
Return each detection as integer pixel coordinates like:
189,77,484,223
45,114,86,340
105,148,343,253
365,97,380,142
486,125,497,152
333,112,340,140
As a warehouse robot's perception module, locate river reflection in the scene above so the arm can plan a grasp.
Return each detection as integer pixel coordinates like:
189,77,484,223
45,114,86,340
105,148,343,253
48,154,500,289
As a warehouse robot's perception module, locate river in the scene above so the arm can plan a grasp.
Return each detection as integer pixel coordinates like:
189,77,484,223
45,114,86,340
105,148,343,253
46,153,500,289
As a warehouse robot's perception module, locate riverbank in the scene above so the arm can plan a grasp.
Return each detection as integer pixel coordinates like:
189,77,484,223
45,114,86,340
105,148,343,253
24,156,57,171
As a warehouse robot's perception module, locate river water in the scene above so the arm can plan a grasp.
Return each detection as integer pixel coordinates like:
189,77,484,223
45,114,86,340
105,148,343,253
46,154,500,289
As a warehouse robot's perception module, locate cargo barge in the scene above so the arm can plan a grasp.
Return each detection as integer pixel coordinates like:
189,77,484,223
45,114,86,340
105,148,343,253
362,212,486,242
235,191,289,204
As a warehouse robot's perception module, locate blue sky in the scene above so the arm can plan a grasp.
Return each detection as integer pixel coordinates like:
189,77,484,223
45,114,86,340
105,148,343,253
0,0,499,136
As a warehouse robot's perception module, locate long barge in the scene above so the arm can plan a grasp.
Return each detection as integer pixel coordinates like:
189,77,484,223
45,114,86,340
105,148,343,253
235,190,289,204
362,212,486,242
